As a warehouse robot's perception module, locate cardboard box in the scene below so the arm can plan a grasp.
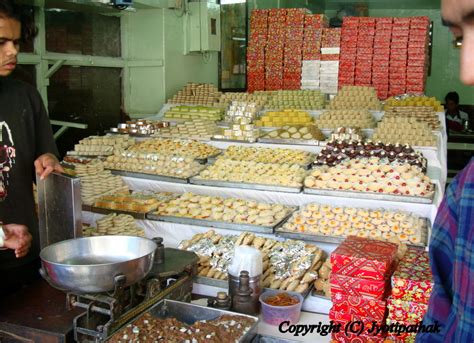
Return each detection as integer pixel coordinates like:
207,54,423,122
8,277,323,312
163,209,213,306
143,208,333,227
331,273,391,300
387,297,428,324
331,236,398,281
332,293,387,321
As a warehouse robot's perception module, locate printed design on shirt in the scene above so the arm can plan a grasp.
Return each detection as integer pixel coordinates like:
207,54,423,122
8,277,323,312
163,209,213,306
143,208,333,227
0,122,16,201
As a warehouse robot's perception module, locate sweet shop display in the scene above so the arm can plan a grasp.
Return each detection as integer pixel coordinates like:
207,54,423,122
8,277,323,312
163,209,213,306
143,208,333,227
372,117,438,147
219,146,314,166
327,86,382,110
278,203,428,246
261,125,325,142
262,90,326,110
384,95,444,112
69,135,135,157
82,213,145,238
305,157,435,198
195,159,306,188
109,120,169,136
338,17,430,99
265,9,286,91
93,191,177,214
314,140,427,171
327,127,364,142
108,312,256,343
154,119,220,141
256,109,314,127
127,139,221,160
164,105,224,121
103,153,204,179
167,83,222,106
315,109,376,129
383,106,441,130
156,193,292,227
180,230,325,294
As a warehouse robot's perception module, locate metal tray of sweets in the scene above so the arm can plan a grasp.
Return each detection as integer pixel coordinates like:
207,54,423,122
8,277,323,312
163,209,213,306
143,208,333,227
251,335,301,343
211,137,258,144
189,177,303,193
147,209,295,234
275,223,429,248
88,206,149,220
258,137,321,146
107,299,259,343
109,170,191,184
194,276,314,299
303,187,434,204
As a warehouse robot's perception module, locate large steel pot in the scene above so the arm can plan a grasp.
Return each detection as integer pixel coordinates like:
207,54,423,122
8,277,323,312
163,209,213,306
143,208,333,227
40,236,157,293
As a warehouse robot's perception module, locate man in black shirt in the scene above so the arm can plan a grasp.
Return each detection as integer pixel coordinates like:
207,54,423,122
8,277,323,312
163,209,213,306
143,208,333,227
0,0,63,292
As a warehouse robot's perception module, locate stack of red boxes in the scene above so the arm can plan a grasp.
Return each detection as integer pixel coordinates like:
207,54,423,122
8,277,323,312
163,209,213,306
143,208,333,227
338,17,358,88
320,28,341,94
355,17,375,88
283,8,307,90
301,14,327,90
407,16,430,94
302,14,327,60
386,247,433,342
247,9,268,92
265,9,286,91
373,17,392,99
329,236,399,342
338,16,430,99
389,17,410,97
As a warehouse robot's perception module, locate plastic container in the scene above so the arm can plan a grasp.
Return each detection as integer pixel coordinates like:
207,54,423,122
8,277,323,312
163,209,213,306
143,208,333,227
259,290,304,326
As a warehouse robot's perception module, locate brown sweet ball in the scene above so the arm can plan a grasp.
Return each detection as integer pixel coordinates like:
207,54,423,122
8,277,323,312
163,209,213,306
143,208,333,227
314,278,325,291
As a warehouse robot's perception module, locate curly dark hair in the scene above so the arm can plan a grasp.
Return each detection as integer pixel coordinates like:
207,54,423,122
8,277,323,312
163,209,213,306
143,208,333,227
0,0,38,43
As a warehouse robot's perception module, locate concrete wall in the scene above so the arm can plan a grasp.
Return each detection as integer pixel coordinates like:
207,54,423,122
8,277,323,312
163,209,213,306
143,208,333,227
123,8,218,117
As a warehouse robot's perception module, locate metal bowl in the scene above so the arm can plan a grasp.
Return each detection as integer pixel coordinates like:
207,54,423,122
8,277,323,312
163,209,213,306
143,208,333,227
40,236,157,293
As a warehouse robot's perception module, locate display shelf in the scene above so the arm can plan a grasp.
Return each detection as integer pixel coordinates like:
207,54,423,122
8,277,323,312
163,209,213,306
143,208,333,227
275,226,428,249
303,187,435,204
189,177,303,193
87,206,149,220
109,170,191,184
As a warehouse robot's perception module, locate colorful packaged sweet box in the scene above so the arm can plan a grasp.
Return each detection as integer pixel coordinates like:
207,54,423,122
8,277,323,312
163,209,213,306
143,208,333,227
332,293,387,321
391,247,433,304
387,296,428,324
331,236,398,281
331,273,391,300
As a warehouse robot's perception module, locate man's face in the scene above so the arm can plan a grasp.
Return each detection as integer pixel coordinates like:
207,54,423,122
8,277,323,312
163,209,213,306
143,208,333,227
0,16,20,77
446,99,458,112
442,0,474,85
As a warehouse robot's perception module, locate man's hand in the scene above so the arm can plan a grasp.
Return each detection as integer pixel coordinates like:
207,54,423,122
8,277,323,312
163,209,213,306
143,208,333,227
34,153,64,180
3,224,32,258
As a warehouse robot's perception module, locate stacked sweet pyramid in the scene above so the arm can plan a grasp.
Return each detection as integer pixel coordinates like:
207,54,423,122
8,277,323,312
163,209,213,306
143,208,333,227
385,247,433,342
330,236,399,342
